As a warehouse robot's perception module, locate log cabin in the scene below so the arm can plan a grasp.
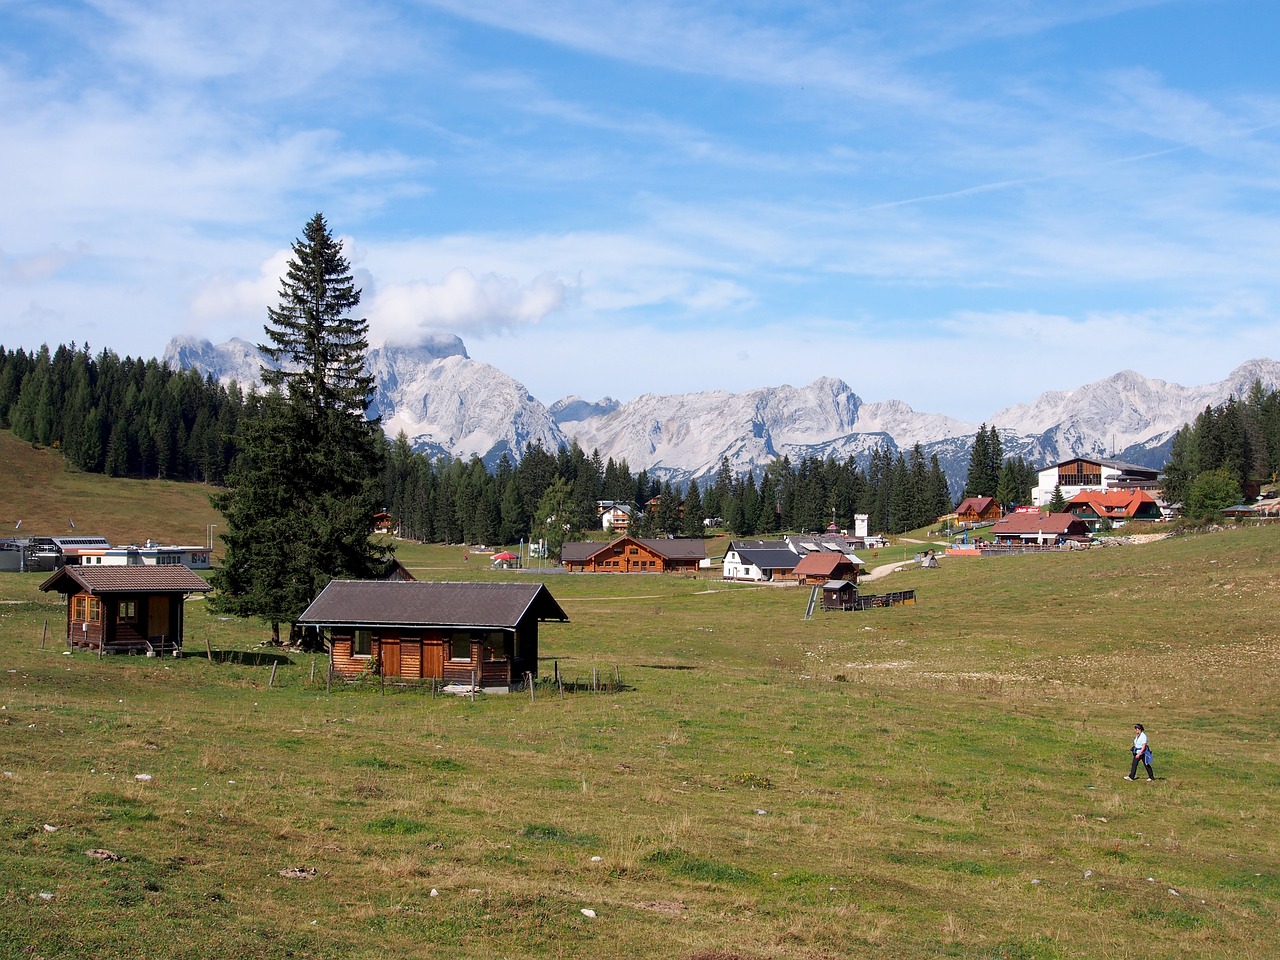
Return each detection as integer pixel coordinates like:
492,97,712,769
39,565,211,656
559,536,705,573
298,580,568,691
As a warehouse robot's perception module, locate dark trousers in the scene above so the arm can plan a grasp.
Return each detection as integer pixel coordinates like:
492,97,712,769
1130,752,1154,780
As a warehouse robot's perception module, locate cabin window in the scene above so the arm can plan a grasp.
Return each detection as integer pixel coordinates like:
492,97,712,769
482,631,507,660
73,596,101,621
353,629,372,656
450,634,471,661
628,547,638,555
118,601,137,623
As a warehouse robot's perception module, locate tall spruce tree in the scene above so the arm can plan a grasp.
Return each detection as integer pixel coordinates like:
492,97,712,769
212,213,390,644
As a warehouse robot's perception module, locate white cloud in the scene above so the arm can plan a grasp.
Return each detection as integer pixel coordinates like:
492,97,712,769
189,248,292,326
367,269,573,345
0,244,90,284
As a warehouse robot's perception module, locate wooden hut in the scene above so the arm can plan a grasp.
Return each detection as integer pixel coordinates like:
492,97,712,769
39,565,211,656
820,579,857,611
298,581,568,691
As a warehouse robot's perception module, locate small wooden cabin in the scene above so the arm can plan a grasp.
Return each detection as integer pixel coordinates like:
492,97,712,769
39,565,211,655
559,536,705,574
821,579,857,611
298,581,568,691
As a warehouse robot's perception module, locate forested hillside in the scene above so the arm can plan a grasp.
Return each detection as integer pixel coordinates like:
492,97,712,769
5,341,1276,542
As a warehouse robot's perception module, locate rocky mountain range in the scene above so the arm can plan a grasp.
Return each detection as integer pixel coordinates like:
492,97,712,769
163,334,1280,494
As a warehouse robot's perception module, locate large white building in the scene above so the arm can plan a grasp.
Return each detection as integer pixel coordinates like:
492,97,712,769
1030,457,1161,507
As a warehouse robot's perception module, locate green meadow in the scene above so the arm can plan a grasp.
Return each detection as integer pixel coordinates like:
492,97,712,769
1,446,1278,958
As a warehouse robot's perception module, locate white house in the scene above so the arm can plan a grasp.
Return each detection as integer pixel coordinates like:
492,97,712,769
722,540,802,582
1030,457,1161,507
599,503,634,532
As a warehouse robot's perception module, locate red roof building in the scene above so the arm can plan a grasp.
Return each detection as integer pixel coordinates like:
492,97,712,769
1067,489,1163,530
990,512,1091,545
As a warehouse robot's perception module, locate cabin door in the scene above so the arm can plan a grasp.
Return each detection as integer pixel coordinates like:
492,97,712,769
422,635,445,679
380,640,401,678
147,597,169,639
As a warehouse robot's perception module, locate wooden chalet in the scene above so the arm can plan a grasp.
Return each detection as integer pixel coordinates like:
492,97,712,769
793,551,863,585
298,581,568,690
559,536,706,573
39,565,211,656
955,496,1002,525
1066,489,1163,530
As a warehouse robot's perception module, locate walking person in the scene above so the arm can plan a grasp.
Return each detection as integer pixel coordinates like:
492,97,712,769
1125,723,1154,781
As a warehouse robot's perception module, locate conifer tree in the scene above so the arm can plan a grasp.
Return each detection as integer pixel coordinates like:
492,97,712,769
212,214,390,644
681,478,705,538
1047,483,1067,513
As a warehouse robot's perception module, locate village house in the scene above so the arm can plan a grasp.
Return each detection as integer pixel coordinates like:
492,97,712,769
39,565,212,656
298,580,568,691
596,501,635,533
559,535,705,573
1030,457,1161,507
722,540,803,583
954,496,1003,525
1066,489,1163,531
989,512,1091,546
792,550,863,585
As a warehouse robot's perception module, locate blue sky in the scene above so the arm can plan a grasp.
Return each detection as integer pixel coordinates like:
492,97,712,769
2,0,1279,421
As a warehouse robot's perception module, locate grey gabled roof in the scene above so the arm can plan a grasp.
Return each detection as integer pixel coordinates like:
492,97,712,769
732,547,801,570
297,580,568,629
39,565,211,595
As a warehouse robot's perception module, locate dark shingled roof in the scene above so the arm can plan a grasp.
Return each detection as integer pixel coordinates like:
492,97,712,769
731,546,801,570
39,565,211,595
297,581,568,629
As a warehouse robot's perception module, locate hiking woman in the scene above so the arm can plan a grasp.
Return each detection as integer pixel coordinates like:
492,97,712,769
1126,723,1154,781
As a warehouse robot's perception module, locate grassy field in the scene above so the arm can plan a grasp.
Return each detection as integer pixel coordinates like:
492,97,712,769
0,430,222,548
1,453,1278,958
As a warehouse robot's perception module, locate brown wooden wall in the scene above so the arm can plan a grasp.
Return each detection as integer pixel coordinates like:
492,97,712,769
329,624,538,687
566,542,697,573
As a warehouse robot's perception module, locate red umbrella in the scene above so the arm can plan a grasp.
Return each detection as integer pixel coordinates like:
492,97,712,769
492,551,519,561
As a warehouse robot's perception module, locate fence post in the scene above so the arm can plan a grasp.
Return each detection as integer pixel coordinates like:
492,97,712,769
205,636,213,663
310,657,316,685
269,662,278,688
527,671,534,703
41,620,47,649
471,669,477,702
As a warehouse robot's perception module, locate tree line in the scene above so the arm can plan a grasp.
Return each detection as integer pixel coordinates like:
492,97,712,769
1160,382,1280,516
2,337,1064,546
0,343,243,483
